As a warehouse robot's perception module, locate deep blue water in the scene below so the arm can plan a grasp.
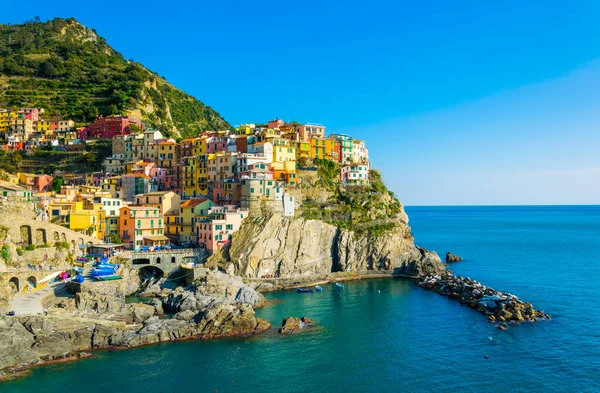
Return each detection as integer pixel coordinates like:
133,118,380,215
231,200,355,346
4,206,600,392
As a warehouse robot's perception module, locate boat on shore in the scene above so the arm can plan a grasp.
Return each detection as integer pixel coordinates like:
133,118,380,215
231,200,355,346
315,286,323,292
335,283,344,289
96,274,122,281
297,288,313,293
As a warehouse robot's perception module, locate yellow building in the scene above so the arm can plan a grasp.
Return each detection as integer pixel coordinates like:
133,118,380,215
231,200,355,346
177,198,213,243
48,200,82,225
101,176,121,198
36,120,52,132
181,156,198,198
69,209,106,240
0,110,20,133
296,142,311,160
269,137,296,163
193,137,207,156
157,141,178,168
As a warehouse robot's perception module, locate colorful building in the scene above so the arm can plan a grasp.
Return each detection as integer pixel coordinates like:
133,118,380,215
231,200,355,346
330,134,354,164
176,198,214,243
80,115,142,139
310,137,337,161
341,164,370,186
119,206,166,247
297,123,326,141
197,206,249,252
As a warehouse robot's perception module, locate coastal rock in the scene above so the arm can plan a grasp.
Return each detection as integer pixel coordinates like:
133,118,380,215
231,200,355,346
75,292,126,314
193,269,266,307
128,303,155,323
445,252,463,263
224,212,444,279
278,316,314,334
149,298,164,315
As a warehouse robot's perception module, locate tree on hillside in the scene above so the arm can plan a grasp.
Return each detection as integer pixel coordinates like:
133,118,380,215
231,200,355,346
51,176,64,193
106,104,119,115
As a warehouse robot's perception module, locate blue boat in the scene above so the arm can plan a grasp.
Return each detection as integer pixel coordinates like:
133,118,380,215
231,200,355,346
91,265,119,279
73,266,84,274
297,288,313,293
72,274,85,284
315,286,323,292
335,282,344,289
96,263,119,270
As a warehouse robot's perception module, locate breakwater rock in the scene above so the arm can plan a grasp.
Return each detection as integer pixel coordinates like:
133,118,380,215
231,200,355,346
418,272,550,326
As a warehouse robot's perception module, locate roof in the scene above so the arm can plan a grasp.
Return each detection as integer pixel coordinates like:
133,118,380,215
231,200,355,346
180,198,209,208
0,181,27,191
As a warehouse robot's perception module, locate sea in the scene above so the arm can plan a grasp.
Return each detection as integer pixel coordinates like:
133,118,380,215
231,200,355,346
4,206,600,393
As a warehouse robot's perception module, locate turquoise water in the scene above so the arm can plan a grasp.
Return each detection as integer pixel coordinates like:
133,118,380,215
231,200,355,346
5,206,600,392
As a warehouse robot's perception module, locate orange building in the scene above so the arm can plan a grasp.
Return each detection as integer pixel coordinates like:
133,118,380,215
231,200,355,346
119,206,167,247
309,137,337,161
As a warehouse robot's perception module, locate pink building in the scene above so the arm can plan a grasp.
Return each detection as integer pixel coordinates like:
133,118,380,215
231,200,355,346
206,137,228,154
211,180,241,206
152,168,175,191
197,206,249,252
20,108,41,122
34,174,53,192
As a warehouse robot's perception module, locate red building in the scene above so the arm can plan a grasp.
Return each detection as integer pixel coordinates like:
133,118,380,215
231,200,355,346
79,115,142,139
333,140,342,163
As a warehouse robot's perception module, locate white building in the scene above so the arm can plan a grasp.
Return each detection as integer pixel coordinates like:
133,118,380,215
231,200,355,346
341,164,370,186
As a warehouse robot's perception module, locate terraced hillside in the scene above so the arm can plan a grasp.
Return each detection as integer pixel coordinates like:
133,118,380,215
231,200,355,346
0,17,230,137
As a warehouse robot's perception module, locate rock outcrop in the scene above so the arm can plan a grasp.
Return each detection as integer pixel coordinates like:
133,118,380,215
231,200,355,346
0,269,269,375
418,272,550,327
446,252,463,263
223,213,444,279
278,316,314,334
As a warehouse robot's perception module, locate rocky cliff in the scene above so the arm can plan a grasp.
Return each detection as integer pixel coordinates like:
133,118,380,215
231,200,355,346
224,212,442,278
211,165,444,279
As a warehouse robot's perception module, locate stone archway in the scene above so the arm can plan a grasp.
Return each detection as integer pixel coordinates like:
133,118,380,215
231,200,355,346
71,240,76,251
9,277,19,293
171,256,176,264
156,257,161,264
53,231,60,241
139,265,164,279
78,238,84,245
34,228,47,245
61,233,67,242
20,225,32,246
27,275,37,289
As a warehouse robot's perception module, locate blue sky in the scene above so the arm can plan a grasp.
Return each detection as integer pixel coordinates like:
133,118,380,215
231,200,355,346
2,0,599,205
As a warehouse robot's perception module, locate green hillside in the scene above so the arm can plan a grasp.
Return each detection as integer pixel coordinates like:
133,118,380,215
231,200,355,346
0,17,230,137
